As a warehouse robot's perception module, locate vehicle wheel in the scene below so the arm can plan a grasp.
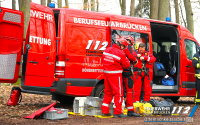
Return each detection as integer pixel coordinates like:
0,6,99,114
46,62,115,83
57,95,75,105
164,96,180,102
94,84,105,99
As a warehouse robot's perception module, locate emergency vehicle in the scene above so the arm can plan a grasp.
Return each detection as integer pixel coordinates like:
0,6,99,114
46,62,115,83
0,2,199,102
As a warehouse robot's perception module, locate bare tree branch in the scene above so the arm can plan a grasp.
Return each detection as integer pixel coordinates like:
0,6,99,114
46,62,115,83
179,2,187,27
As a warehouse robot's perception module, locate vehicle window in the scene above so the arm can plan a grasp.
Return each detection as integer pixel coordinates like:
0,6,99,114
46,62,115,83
184,39,198,60
111,30,149,51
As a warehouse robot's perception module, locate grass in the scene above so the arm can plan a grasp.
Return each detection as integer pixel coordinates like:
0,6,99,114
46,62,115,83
0,78,21,86
13,78,21,86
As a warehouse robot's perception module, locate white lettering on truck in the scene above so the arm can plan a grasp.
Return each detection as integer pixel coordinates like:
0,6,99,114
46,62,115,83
74,17,147,31
30,36,51,46
31,10,53,22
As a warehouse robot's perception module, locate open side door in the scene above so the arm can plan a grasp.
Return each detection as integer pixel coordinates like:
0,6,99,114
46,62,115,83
0,7,24,83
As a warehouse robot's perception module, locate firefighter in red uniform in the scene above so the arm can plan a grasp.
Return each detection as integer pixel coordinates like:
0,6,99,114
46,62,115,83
101,41,130,118
120,39,140,117
133,43,156,103
124,37,145,102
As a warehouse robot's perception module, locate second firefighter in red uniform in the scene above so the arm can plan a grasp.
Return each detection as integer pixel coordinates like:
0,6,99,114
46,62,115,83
133,43,156,102
119,39,140,117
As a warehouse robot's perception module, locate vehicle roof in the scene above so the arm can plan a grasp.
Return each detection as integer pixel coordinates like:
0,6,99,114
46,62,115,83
53,8,197,42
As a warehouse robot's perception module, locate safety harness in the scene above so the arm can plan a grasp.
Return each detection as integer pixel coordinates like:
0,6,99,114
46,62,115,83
122,44,134,88
134,51,150,80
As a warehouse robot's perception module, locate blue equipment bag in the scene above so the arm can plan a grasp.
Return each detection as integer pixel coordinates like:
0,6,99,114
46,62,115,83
155,62,165,71
162,77,174,86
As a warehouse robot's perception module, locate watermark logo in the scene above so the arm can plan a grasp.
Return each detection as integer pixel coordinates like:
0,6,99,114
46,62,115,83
144,106,198,123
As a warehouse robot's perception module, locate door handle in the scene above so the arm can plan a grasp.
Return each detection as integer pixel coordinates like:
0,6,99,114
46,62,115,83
29,61,38,64
186,65,191,68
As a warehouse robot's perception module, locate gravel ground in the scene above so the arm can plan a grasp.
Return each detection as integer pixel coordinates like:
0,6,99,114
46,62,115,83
0,86,199,125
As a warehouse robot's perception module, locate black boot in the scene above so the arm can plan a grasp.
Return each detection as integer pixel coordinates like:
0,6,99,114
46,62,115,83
127,111,140,117
113,113,127,118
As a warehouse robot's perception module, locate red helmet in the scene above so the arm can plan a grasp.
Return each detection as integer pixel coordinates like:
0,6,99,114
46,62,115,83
117,38,128,47
124,35,134,45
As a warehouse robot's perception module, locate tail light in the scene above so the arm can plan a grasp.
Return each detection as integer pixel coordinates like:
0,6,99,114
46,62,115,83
55,55,65,78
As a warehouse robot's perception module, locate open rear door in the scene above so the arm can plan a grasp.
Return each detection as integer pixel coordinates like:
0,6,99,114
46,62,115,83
22,3,56,90
0,7,24,83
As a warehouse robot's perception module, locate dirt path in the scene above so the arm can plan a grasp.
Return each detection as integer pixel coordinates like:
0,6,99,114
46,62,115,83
0,86,199,125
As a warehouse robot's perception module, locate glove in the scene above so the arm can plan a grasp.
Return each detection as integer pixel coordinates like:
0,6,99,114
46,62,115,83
140,57,144,60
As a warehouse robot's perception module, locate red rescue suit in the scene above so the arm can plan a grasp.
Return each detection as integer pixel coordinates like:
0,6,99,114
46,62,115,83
102,44,130,115
133,51,156,102
122,47,137,111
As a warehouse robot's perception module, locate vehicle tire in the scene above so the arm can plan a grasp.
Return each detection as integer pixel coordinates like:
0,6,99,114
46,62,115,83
94,84,105,99
57,95,75,105
164,96,180,102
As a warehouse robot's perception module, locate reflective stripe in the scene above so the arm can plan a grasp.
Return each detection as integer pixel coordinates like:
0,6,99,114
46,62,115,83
119,76,121,104
193,57,198,61
56,61,65,66
104,70,123,73
195,99,200,102
104,58,114,63
127,106,134,109
147,56,150,62
197,63,200,68
196,91,198,98
103,52,121,60
55,73,64,75
195,74,200,79
102,103,109,107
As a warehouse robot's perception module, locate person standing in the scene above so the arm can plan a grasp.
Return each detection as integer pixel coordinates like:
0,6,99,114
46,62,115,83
192,52,200,105
120,40,140,117
101,41,130,118
133,43,156,103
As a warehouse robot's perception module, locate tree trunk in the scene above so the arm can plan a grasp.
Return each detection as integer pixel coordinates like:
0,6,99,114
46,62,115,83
21,0,30,40
47,0,51,7
169,0,171,18
184,0,194,35
18,0,22,11
65,0,69,7
91,0,95,11
96,0,99,12
83,0,88,10
58,0,62,8
87,1,89,11
130,0,135,16
158,0,170,21
179,2,187,27
20,0,30,76
12,0,16,10
150,0,159,19
41,0,46,6
139,0,143,17
121,0,126,15
174,0,179,23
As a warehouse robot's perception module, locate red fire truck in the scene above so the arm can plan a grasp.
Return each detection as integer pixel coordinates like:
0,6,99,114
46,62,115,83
0,2,199,102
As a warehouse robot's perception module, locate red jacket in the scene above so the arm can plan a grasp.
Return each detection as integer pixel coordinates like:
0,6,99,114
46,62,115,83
123,47,137,63
103,44,130,73
133,50,156,69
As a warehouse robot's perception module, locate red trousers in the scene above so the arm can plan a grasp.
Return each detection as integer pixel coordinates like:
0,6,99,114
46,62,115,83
123,76,134,111
133,72,152,102
101,73,123,115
